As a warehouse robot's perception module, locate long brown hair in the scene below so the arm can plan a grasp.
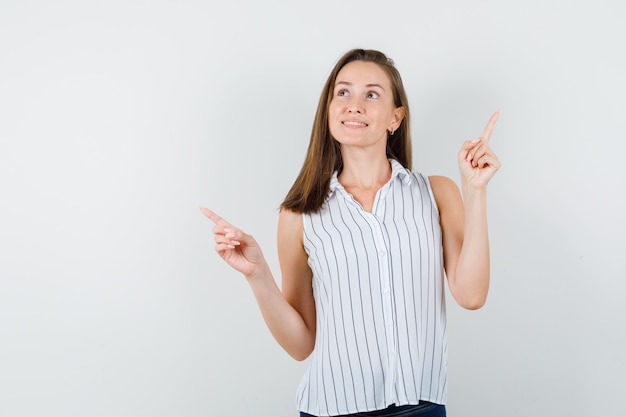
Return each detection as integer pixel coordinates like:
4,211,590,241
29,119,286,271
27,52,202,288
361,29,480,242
281,49,412,214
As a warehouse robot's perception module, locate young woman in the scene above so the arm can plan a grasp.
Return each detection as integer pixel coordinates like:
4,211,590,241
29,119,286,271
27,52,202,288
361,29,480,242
202,49,500,417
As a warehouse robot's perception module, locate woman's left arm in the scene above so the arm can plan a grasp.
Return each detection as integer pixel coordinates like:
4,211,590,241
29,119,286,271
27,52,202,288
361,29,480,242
430,111,501,310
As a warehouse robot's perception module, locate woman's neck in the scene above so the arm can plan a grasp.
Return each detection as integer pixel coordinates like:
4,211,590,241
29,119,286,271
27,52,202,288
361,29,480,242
338,152,391,191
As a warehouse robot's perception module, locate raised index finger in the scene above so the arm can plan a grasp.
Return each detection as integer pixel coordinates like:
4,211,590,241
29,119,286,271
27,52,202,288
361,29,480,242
200,207,226,225
481,110,500,143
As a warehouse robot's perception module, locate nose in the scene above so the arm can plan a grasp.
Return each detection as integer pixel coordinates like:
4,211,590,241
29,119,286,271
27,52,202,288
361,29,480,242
348,96,364,113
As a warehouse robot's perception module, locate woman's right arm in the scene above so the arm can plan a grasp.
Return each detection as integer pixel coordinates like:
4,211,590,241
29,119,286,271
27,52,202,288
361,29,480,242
201,207,315,361
276,208,316,360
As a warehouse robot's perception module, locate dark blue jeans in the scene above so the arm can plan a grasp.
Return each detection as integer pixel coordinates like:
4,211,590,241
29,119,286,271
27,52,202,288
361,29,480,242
299,402,446,417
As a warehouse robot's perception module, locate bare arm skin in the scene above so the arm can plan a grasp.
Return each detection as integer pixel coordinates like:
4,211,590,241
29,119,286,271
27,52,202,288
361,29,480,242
276,209,316,359
430,111,501,310
200,207,315,360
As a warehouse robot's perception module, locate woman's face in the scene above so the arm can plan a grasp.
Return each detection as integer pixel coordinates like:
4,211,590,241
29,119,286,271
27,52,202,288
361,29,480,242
328,60,403,152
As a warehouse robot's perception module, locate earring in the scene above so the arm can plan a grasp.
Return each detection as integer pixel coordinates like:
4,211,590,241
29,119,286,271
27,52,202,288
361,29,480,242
390,127,395,136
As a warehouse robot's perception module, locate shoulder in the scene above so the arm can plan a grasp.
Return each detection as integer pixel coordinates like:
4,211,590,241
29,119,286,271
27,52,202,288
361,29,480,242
278,208,304,245
428,175,458,194
428,175,462,213
277,209,311,289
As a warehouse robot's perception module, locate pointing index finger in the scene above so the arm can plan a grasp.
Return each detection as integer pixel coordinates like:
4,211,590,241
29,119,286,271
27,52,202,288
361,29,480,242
481,110,500,143
200,207,226,225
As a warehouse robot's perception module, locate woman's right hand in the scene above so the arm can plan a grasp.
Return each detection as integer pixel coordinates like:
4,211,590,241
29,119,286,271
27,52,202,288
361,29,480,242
200,207,268,278
201,206,316,360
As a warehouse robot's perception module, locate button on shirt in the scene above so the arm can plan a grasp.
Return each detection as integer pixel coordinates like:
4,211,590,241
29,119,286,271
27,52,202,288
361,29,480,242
297,160,447,417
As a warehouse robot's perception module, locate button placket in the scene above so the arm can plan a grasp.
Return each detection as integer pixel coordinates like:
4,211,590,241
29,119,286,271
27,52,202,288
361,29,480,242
369,211,397,402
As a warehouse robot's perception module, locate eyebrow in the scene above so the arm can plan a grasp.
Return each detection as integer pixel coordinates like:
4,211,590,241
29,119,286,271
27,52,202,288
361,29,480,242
335,81,386,90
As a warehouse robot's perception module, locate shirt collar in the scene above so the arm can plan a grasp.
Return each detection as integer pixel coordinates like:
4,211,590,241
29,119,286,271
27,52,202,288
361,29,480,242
329,159,412,195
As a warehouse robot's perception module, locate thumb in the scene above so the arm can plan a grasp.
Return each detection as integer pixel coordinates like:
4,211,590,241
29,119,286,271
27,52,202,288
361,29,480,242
462,138,481,151
224,227,256,247
459,138,480,160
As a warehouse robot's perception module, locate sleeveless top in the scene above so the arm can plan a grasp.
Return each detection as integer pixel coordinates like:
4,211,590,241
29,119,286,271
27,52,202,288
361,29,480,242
297,160,447,416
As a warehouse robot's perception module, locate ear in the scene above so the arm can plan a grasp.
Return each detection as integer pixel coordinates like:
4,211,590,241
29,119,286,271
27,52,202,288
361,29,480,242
390,106,405,131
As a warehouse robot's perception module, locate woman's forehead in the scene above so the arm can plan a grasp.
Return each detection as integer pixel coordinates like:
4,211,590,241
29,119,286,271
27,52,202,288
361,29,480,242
335,61,391,89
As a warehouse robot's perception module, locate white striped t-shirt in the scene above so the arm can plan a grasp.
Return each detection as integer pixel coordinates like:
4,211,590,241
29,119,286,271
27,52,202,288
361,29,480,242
297,159,447,416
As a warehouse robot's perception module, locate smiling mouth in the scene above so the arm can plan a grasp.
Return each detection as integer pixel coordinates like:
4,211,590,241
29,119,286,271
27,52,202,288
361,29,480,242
342,121,368,127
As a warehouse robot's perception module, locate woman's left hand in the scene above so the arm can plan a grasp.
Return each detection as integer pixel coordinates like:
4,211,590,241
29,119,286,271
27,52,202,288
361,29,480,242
458,111,502,190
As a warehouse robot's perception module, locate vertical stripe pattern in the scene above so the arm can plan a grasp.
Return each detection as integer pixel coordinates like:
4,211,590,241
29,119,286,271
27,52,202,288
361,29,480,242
297,160,447,416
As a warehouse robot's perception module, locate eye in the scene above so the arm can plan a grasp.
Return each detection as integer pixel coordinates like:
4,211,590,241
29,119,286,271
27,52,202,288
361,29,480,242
366,91,380,99
337,89,349,97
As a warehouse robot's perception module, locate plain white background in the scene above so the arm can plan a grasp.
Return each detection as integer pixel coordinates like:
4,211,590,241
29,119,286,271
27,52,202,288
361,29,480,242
1,0,624,416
